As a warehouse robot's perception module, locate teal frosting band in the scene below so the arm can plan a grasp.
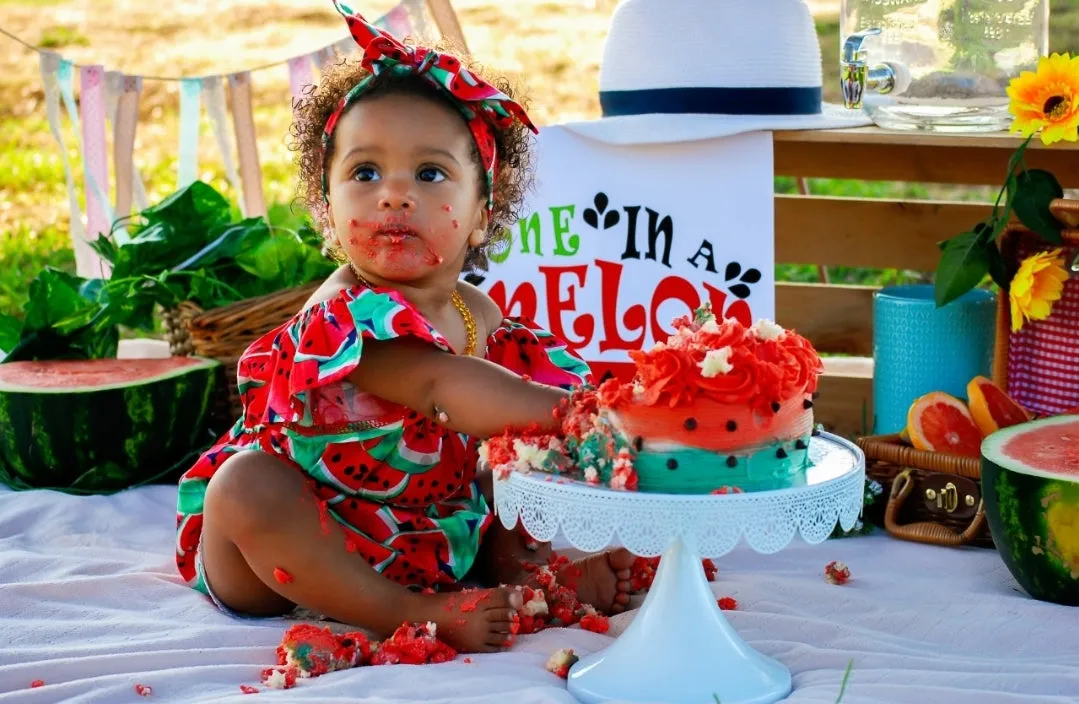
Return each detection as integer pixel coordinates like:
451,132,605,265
634,434,813,494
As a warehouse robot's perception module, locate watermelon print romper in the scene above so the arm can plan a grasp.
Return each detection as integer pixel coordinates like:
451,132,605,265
175,285,592,599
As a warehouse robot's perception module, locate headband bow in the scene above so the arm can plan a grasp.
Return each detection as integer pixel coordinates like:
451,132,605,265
322,1,538,216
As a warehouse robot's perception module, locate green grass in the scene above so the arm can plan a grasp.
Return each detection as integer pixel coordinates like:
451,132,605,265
37,25,90,49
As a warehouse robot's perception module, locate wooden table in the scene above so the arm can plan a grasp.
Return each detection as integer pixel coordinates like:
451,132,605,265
771,127,1079,439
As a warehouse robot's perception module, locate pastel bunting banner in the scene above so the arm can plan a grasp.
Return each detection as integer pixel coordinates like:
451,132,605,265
228,72,266,218
79,65,114,265
178,77,203,189
381,3,414,38
202,76,244,204
333,36,356,56
287,55,315,111
405,0,431,37
106,70,147,232
28,0,443,273
314,45,338,73
39,52,88,275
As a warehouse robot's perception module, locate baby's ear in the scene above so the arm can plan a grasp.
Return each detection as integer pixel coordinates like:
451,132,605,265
468,207,489,247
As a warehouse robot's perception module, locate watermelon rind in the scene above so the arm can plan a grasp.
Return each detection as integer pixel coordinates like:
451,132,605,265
981,414,1079,607
0,356,222,494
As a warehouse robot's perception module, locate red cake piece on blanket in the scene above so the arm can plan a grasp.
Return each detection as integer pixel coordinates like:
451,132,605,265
276,624,372,677
260,666,300,689
370,622,457,665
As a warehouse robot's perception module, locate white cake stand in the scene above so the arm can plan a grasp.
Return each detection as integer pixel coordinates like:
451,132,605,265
493,431,865,704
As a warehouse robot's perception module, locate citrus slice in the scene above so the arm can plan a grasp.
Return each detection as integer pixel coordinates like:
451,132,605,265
906,391,983,458
966,375,1032,437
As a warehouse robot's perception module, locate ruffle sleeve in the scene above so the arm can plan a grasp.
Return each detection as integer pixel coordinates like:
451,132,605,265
484,318,594,390
243,286,451,425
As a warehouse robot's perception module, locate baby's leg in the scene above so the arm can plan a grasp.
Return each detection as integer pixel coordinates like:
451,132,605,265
199,451,519,652
473,471,632,613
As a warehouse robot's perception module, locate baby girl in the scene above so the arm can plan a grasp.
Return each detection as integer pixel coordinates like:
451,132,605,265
174,1,632,654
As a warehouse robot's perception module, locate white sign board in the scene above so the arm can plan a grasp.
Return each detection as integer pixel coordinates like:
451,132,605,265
470,125,776,381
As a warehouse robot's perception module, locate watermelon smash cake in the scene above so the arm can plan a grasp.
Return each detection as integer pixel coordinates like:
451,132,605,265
483,304,825,494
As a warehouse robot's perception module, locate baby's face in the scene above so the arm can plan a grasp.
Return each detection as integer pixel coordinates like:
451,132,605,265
325,91,488,284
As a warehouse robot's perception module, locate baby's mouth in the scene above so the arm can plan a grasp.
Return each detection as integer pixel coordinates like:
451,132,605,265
372,222,419,244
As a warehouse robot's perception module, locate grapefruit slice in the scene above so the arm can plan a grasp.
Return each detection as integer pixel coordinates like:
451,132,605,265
906,391,983,458
966,376,1032,437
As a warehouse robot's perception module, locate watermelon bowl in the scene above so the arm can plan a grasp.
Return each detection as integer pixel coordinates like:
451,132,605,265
0,356,222,494
981,414,1079,606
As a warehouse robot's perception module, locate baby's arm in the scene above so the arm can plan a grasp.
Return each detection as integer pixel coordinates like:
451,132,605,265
349,338,568,438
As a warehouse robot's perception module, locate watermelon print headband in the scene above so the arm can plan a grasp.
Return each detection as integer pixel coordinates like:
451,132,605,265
322,1,539,216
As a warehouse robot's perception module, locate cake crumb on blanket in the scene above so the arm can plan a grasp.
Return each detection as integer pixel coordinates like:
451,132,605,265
825,560,851,585
545,648,579,678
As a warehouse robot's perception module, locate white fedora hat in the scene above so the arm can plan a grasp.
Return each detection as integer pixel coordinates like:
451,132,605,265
561,0,872,144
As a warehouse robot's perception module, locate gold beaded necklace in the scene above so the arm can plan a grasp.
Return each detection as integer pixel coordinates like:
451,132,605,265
350,264,476,356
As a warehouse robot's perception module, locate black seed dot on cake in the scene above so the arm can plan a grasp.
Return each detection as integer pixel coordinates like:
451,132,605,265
771,401,781,413
666,458,679,470
634,436,644,451
776,448,788,459
726,420,738,432
341,638,353,647
726,455,738,468
803,399,814,409
795,439,807,450
683,417,698,431
812,427,821,436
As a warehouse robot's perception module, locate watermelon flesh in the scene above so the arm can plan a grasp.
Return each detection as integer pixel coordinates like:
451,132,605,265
981,415,1079,606
1000,423,1079,479
0,356,221,494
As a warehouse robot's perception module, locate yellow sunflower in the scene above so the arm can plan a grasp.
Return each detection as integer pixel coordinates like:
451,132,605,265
1009,248,1070,332
1007,53,1079,145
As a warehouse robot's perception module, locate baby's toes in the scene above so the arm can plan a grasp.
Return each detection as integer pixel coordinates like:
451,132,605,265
607,548,635,573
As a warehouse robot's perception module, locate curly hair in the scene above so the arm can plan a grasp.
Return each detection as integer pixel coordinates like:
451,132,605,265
288,49,535,274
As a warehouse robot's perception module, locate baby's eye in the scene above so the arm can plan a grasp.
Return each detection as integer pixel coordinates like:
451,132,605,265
352,165,379,182
417,166,447,183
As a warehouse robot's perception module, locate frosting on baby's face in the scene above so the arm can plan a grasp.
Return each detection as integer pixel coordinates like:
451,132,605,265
326,91,488,286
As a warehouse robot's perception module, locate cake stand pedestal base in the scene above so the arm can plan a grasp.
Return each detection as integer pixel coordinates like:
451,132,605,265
568,536,791,704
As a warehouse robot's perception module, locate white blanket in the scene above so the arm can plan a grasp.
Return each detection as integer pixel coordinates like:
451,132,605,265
1,484,1076,704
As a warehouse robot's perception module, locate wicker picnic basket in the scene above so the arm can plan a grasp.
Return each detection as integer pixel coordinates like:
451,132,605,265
856,199,1079,549
855,434,991,548
163,281,323,429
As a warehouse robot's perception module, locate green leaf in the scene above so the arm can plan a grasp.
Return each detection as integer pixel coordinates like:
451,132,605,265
0,268,118,363
935,231,990,308
0,314,21,357
984,239,1010,291
1012,169,1064,244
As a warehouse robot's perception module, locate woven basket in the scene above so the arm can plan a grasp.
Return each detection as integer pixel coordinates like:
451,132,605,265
164,281,324,426
855,434,991,548
992,198,1079,416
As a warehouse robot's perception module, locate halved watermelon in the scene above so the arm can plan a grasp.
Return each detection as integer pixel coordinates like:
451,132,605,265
0,356,221,493
982,414,1079,606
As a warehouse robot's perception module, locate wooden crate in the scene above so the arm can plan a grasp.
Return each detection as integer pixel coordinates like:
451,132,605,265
771,127,1079,439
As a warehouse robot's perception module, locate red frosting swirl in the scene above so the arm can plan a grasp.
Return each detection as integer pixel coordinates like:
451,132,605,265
599,313,823,415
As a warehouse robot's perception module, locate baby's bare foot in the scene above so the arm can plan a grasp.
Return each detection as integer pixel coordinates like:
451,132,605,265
418,587,521,653
556,549,634,614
